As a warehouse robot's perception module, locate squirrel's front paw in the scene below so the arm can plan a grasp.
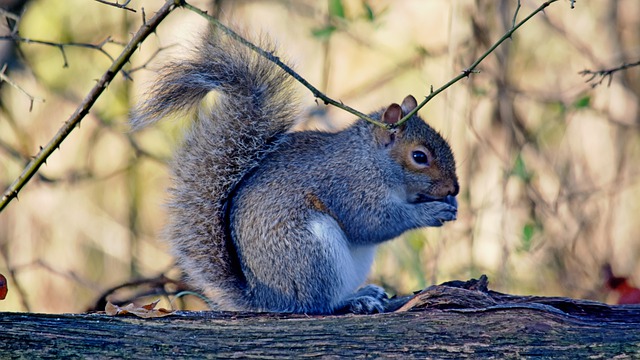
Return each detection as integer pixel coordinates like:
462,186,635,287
336,284,388,315
421,199,457,226
438,202,458,222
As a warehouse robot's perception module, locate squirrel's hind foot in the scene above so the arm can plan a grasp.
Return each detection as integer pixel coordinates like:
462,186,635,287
336,284,388,315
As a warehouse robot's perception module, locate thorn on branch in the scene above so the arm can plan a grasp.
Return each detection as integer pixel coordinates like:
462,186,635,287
56,45,69,68
121,70,133,81
94,0,136,13
462,69,480,78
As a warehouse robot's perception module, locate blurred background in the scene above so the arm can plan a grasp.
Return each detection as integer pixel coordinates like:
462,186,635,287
0,0,639,313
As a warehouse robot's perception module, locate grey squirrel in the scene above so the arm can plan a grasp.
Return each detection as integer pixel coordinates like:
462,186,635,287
131,29,459,314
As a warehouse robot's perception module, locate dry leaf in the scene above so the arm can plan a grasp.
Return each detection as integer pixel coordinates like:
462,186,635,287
142,299,161,311
105,299,174,318
0,274,7,300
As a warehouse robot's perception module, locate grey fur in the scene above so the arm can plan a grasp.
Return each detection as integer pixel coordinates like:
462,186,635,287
131,29,459,314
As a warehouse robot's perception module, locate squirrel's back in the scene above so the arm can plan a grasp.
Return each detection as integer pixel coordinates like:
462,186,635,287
131,29,297,310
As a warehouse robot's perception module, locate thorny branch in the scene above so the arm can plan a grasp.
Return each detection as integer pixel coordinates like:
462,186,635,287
181,0,563,129
0,0,567,212
0,34,119,68
0,7,132,79
396,0,561,126
0,0,179,212
580,60,640,87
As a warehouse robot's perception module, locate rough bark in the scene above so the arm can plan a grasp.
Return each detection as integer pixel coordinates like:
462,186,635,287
2,276,639,359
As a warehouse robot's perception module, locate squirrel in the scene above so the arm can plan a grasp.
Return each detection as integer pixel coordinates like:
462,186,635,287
130,28,459,315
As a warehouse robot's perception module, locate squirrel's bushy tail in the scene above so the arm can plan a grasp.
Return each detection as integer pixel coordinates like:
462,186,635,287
131,29,297,310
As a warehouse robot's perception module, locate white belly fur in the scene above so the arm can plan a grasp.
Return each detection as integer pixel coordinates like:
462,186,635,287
309,215,377,305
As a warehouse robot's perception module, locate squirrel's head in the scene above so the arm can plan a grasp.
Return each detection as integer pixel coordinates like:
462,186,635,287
374,95,459,204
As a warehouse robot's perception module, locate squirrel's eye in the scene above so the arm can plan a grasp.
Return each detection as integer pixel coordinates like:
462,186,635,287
412,150,429,165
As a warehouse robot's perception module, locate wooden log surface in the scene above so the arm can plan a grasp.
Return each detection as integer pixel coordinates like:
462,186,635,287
2,276,639,359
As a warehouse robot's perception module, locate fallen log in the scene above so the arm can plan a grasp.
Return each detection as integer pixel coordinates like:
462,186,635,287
2,276,639,358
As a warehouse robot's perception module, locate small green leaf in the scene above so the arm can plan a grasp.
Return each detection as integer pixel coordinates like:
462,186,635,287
521,223,535,251
363,1,375,21
472,86,488,96
512,154,531,182
329,0,345,19
406,232,425,251
550,100,566,115
311,25,337,39
573,95,591,109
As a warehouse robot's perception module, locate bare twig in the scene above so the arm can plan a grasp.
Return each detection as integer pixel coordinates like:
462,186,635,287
90,110,168,163
0,0,178,213
94,0,136,13
127,45,175,74
0,64,45,111
13,259,102,292
511,0,521,29
89,273,190,311
0,34,117,67
579,60,640,87
396,0,560,126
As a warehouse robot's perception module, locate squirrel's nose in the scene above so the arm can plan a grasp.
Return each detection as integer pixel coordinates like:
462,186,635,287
434,179,459,198
446,180,459,197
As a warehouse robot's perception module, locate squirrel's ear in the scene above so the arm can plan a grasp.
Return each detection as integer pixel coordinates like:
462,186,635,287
382,103,402,125
376,103,402,147
400,95,417,116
